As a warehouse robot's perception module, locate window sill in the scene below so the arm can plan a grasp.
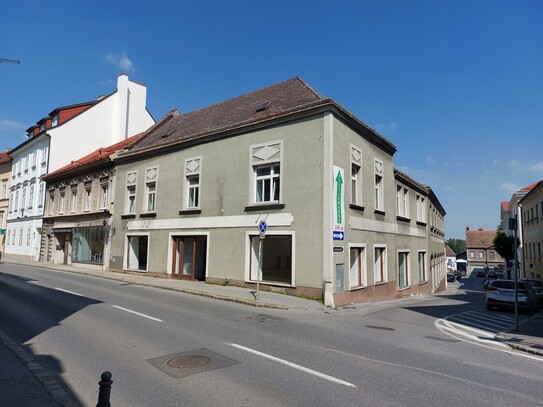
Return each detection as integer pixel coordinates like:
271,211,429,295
121,214,136,219
375,281,387,286
398,286,411,292
396,216,410,223
245,203,285,212
416,221,427,226
349,285,367,292
179,209,201,215
140,212,156,218
374,209,386,216
418,281,428,286
349,203,365,212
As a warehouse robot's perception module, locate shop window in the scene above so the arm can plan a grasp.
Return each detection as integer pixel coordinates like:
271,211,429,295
127,235,148,271
250,235,292,284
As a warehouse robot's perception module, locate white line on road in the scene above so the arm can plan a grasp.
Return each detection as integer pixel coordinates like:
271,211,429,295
112,305,163,322
227,343,357,388
53,287,84,297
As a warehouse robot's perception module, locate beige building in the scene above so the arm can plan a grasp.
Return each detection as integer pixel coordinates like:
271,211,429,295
519,180,543,280
465,227,504,273
0,151,11,254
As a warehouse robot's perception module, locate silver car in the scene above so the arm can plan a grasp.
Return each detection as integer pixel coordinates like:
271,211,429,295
486,279,539,314
520,279,543,305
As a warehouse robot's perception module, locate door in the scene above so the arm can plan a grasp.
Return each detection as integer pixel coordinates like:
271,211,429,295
172,236,206,280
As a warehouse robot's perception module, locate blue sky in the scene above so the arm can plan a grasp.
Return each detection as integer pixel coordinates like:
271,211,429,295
1,1,542,239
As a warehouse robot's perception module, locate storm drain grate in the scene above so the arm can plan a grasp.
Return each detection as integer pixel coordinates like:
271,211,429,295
425,335,460,343
147,348,238,378
365,325,395,331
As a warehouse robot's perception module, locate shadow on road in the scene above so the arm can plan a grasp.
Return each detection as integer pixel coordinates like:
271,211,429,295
0,267,104,406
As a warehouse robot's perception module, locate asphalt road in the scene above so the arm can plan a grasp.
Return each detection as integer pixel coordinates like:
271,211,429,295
1,264,542,407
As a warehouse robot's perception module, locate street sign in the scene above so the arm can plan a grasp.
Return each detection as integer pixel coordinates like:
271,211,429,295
259,220,267,237
333,246,344,253
333,231,344,241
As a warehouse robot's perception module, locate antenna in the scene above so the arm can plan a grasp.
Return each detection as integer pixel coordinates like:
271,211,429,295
0,58,20,64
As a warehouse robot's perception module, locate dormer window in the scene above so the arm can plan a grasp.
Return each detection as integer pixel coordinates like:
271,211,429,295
52,114,59,127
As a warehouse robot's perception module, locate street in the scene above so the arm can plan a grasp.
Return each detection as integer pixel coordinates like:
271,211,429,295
1,264,542,407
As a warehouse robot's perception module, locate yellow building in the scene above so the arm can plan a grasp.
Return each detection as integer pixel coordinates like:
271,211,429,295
519,180,543,280
0,151,11,255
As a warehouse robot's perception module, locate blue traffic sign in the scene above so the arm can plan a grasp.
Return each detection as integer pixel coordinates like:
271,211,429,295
333,231,344,240
259,220,267,234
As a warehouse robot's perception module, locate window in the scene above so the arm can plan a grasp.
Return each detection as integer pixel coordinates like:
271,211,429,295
41,146,48,165
21,187,26,211
39,123,45,132
144,167,158,213
125,171,138,214
470,251,475,258
49,193,55,215
398,251,410,289
28,184,34,209
52,114,59,127
9,192,13,212
396,185,409,218
26,227,31,246
85,187,92,211
374,246,387,284
489,251,495,259
374,159,384,211
126,186,136,214
146,182,156,212
418,252,426,282
187,176,199,208
100,183,109,209
38,182,44,207
416,195,426,223
250,141,282,205
14,190,19,212
1,181,7,199
32,151,36,167
478,251,484,259
59,190,65,214
350,146,362,205
349,246,366,288
19,228,23,245
249,235,292,284
184,157,201,209
71,188,77,213
255,165,280,203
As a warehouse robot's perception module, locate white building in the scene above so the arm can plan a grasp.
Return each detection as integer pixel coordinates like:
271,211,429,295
5,74,154,260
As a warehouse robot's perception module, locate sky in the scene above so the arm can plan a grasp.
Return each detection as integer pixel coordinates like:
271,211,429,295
1,1,542,240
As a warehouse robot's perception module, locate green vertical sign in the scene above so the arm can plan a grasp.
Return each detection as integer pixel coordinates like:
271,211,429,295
335,170,343,224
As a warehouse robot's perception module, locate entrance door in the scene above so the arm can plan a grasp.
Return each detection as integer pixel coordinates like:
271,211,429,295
172,236,206,280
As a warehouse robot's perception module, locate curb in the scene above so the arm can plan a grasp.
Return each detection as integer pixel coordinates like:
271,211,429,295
0,329,76,407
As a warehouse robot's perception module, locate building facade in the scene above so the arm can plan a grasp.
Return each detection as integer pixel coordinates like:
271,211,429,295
519,180,543,280
0,151,11,254
5,74,154,260
465,227,504,273
108,78,446,306
40,135,141,269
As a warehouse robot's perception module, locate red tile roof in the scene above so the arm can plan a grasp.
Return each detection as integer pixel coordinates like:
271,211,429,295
0,152,11,165
445,244,456,257
521,181,540,191
466,229,497,249
501,201,509,211
45,133,143,179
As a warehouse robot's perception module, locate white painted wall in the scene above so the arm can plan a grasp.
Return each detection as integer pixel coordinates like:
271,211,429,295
48,74,154,172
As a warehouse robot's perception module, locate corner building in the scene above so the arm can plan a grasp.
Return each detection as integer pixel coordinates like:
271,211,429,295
110,78,446,306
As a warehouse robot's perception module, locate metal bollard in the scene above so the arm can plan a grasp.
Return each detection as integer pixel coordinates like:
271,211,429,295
96,371,113,407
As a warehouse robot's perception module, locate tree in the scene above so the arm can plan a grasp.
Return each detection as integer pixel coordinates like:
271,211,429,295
493,229,515,261
446,238,466,254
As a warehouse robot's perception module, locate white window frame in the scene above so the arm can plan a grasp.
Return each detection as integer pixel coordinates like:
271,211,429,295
144,167,158,213
250,140,283,206
184,157,201,210
71,188,77,213
85,186,92,211
38,182,44,208
254,164,280,204
19,228,23,245
398,250,410,290
417,251,427,283
100,183,109,210
350,145,362,206
28,183,34,209
349,244,367,289
416,195,426,223
396,185,409,218
59,190,65,214
1,181,7,199
26,227,31,246
374,159,384,211
125,171,138,214
373,245,387,284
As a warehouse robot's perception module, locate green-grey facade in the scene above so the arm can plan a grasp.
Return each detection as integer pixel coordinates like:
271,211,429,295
109,78,446,306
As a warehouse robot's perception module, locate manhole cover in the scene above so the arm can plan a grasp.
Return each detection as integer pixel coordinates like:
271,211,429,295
166,355,212,369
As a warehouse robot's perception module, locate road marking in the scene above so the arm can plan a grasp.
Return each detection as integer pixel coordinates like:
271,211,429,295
112,305,163,322
227,343,356,388
53,287,84,297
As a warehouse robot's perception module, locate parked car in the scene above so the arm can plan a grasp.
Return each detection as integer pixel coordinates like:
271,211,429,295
447,272,457,282
475,268,486,277
483,272,499,289
486,279,540,314
520,279,543,305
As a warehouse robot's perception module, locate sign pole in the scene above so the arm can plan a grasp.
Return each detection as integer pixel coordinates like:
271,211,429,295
256,219,267,301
